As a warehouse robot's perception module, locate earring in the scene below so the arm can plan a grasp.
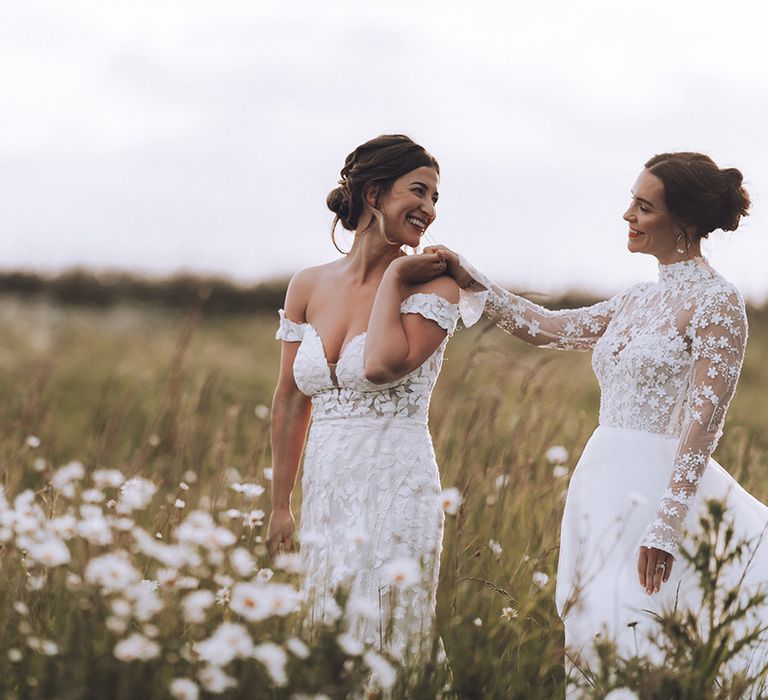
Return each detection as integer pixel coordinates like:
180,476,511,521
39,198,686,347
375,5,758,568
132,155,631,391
331,216,350,255
676,232,687,255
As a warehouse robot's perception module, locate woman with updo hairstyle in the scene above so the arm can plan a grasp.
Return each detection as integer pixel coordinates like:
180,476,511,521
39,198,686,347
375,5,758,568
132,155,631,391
644,151,751,250
327,134,441,251
425,152,768,693
269,135,460,667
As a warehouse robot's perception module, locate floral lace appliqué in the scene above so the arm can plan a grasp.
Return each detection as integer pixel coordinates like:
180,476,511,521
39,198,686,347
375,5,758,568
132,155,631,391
274,291,458,660
275,292,458,422
462,256,747,558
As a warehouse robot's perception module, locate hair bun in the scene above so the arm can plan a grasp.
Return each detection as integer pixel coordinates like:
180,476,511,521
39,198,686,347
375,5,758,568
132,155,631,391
326,184,353,228
721,167,744,187
644,152,751,236
717,167,750,232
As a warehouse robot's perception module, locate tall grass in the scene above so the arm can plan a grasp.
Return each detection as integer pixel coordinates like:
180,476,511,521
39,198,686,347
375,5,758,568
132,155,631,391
1,296,767,698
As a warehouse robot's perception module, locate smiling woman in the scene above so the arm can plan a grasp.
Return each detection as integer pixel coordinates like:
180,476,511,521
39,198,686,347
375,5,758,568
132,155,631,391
326,134,440,254
267,134,460,671
422,150,768,697
624,152,751,264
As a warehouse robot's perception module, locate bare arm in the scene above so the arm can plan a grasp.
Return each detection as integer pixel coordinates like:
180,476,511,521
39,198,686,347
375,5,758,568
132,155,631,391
270,345,312,511
267,273,313,558
364,257,459,384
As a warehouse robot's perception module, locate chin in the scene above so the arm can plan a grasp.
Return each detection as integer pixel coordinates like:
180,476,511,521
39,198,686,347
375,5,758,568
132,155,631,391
627,239,648,255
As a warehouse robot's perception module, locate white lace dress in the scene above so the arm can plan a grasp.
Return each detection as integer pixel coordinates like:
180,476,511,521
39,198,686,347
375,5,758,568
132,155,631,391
459,257,768,683
275,292,459,661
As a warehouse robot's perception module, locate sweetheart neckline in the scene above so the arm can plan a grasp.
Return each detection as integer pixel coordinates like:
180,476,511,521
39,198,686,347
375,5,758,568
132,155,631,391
283,291,458,367
305,323,367,368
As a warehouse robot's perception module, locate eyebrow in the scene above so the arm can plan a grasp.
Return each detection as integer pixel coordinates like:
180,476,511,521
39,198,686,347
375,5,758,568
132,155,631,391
630,191,655,208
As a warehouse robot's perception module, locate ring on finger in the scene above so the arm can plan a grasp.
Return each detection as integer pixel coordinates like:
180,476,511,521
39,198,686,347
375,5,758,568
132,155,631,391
655,562,666,570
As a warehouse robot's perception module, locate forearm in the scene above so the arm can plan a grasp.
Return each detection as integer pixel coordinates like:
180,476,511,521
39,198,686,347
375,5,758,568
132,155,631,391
270,386,311,510
458,254,616,350
484,288,570,346
364,267,410,382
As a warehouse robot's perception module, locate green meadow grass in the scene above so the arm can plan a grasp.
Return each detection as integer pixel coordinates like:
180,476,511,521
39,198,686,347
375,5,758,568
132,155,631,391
1,295,767,698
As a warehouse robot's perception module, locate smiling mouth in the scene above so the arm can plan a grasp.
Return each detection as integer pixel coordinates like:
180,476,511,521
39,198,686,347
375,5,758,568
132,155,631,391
628,227,644,238
406,215,427,232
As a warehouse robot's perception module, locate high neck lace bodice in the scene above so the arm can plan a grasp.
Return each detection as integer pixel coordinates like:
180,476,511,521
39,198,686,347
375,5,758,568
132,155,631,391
458,254,747,556
657,257,716,286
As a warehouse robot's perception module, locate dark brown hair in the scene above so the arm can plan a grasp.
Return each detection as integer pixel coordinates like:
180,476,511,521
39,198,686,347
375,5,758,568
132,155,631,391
326,135,439,247
644,152,751,240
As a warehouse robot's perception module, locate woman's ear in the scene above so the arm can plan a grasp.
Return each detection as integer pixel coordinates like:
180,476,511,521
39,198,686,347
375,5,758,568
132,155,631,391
364,182,379,209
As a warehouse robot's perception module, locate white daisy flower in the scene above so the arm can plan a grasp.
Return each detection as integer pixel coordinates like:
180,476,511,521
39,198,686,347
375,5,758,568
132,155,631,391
440,487,462,515
552,465,569,479
113,633,160,662
169,678,199,700
363,650,397,690
196,622,253,667
545,446,569,464
197,665,237,694
381,557,420,587
181,590,215,624
337,633,364,656
231,482,265,499
253,642,288,687
603,690,640,700
116,478,157,514
229,547,255,577
27,537,70,568
285,637,310,659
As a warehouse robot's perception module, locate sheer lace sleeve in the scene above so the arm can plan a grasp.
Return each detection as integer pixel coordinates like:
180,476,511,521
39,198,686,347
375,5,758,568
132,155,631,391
400,293,459,335
640,286,748,557
275,309,307,342
457,255,622,351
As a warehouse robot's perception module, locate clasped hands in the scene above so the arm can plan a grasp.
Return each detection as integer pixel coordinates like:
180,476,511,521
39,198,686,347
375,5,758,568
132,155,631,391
388,245,474,288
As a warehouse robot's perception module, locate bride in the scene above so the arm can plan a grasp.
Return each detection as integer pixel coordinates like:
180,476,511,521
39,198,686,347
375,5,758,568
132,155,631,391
267,135,459,662
427,152,768,689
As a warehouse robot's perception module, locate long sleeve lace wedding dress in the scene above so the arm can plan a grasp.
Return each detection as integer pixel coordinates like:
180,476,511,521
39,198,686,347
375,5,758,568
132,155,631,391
459,256,768,687
275,292,459,663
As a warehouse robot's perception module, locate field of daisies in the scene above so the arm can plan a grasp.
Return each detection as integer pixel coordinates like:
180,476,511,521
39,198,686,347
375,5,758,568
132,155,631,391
2,294,768,699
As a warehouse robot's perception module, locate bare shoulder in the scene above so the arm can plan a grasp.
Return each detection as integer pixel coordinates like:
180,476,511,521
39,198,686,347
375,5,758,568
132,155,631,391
406,274,460,304
284,262,335,321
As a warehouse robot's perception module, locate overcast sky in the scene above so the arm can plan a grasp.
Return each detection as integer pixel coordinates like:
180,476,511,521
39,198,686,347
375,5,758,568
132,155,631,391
3,0,768,300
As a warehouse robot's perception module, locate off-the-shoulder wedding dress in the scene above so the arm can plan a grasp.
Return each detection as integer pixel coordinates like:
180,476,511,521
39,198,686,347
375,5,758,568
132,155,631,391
276,292,459,662
460,256,768,689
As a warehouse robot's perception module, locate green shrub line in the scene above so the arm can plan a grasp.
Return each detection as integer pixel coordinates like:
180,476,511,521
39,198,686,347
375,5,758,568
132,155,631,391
4,268,768,319
0,269,289,314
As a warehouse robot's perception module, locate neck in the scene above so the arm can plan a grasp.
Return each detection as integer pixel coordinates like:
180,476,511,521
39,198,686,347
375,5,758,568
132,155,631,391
655,243,702,265
343,226,405,282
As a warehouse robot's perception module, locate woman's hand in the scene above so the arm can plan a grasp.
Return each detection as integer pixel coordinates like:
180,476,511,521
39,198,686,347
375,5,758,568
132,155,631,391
267,508,296,559
423,245,475,288
638,545,674,594
388,253,447,285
